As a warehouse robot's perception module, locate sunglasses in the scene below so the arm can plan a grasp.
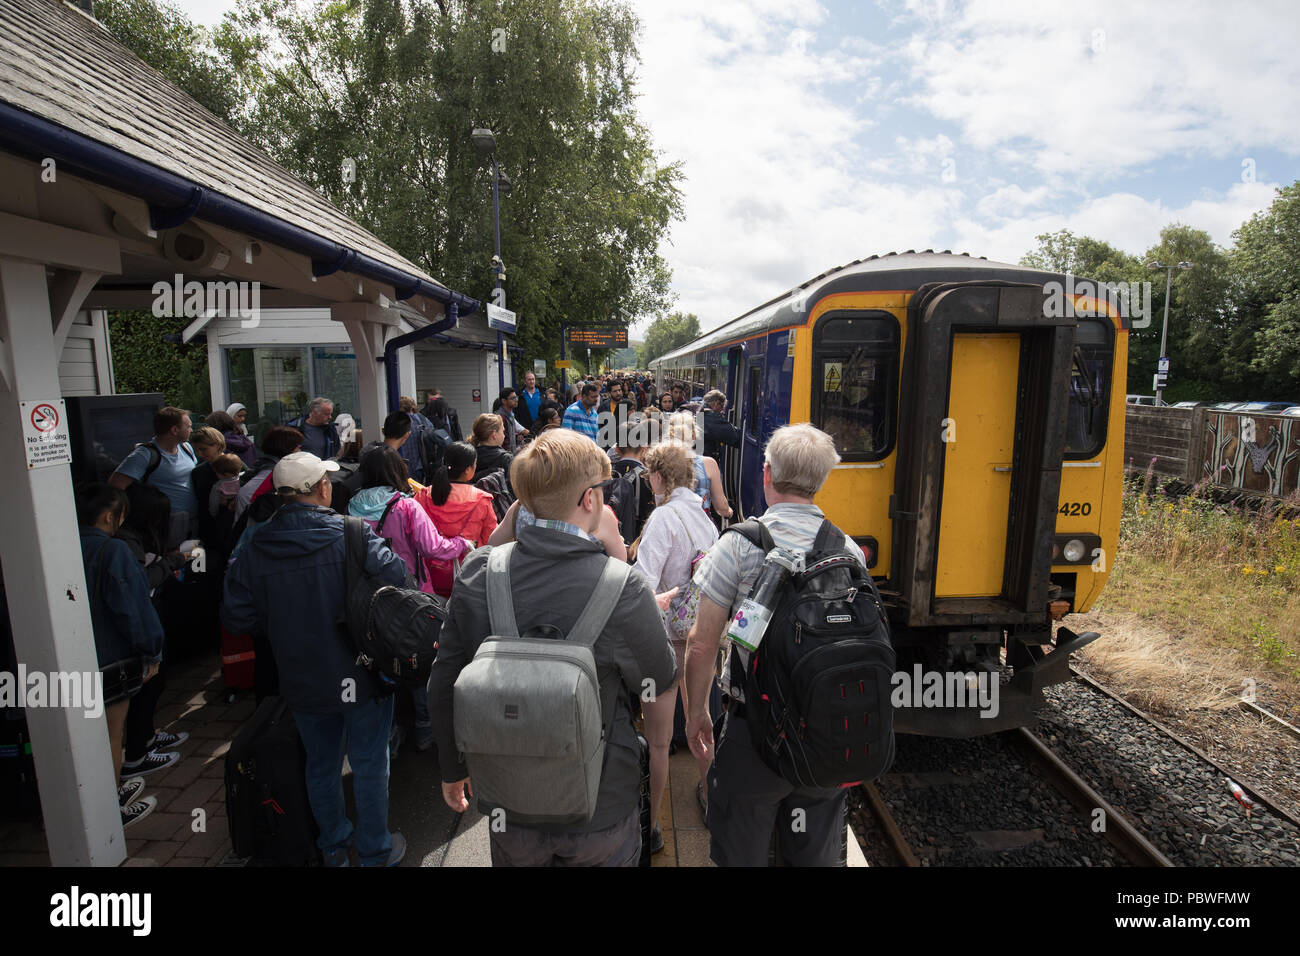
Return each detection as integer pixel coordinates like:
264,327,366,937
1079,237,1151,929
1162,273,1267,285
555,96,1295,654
579,477,617,507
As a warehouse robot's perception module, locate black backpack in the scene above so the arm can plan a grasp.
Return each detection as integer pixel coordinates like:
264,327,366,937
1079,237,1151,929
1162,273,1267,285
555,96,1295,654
473,470,514,523
728,519,895,788
341,516,445,684
419,423,449,482
608,459,650,545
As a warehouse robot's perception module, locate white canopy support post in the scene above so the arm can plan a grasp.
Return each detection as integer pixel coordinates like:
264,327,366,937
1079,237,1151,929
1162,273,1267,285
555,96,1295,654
0,257,126,866
48,268,104,353
333,301,401,441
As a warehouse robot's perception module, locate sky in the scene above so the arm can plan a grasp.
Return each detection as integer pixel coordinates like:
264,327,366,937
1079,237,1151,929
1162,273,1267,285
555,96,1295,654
173,0,1300,335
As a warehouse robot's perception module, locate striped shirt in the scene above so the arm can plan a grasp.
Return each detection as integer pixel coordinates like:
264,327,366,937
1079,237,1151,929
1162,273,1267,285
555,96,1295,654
694,503,867,702
562,400,600,442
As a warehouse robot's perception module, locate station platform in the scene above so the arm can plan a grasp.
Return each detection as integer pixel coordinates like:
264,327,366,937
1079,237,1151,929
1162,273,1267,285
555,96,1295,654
0,651,865,867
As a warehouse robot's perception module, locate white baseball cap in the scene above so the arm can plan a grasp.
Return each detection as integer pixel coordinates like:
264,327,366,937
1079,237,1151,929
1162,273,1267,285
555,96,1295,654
273,451,340,494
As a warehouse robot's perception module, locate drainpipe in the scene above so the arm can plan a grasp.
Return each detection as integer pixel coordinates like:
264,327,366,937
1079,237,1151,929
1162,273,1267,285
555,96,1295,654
384,302,458,412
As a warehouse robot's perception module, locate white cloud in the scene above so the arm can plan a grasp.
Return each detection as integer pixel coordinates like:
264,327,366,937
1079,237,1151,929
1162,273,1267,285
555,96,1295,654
900,0,1300,179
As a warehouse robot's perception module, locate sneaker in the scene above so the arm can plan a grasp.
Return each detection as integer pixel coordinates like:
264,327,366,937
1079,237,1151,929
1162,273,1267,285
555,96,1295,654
147,729,189,751
121,796,157,829
386,832,407,867
120,750,180,777
323,846,351,867
118,776,146,807
650,825,665,855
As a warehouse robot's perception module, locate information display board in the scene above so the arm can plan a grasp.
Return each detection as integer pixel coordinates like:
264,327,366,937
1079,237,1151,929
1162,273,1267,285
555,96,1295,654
566,327,628,349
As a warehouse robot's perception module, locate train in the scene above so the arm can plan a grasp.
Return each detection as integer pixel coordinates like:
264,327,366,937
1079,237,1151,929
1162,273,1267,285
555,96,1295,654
650,251,1126,736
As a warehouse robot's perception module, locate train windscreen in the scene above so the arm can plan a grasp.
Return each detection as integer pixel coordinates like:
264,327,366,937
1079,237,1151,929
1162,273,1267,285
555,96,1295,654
1065,318,1113,458
812,313,899,461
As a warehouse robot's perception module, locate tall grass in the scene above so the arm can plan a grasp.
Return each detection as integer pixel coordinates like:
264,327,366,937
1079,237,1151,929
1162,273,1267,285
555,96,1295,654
1107,463,1300,677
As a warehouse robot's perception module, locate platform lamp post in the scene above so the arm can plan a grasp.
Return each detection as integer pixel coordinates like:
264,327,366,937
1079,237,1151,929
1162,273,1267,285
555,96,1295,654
472,128,513,392
1145,260,1194,406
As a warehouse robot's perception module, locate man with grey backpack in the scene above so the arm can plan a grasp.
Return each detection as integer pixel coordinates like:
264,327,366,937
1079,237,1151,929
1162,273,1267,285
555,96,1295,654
428,429,676,866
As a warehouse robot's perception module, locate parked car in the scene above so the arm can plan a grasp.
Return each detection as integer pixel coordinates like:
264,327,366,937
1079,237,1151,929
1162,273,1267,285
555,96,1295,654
1208,401,1246,411
1238,401,1297,413
1171,400,1210,408
1127,394,1159,406
1281,406,1300,417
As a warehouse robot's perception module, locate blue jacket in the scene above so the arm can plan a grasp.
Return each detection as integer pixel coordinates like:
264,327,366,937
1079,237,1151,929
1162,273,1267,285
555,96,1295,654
80,529,165,668
221,502,408,714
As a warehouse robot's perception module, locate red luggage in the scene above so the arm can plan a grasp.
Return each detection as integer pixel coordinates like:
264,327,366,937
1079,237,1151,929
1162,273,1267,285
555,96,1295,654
221,625,256,690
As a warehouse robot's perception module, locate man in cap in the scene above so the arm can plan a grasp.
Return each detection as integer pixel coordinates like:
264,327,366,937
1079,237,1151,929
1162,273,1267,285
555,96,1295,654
222,452,411,866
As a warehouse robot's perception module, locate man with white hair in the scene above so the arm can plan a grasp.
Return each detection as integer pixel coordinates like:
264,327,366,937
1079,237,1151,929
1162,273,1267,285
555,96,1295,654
292,397,341,461
683,423,868,867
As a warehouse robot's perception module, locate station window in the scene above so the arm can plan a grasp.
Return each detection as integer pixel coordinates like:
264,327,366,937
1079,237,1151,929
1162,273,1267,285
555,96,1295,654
1065,319,1113,459
812,312,898,461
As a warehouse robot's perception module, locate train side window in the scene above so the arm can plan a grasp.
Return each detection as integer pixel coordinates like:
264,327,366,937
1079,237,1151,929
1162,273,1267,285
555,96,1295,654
747,365,761,438
812,313,899,461
1065,318,1113,459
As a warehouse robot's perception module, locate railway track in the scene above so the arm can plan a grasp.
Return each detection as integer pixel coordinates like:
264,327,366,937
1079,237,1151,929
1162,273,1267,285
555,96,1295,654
853,728,1169,867
852,668,1300,866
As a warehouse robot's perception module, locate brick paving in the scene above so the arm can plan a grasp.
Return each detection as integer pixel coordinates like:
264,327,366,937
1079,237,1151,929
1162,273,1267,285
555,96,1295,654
0,651,240,867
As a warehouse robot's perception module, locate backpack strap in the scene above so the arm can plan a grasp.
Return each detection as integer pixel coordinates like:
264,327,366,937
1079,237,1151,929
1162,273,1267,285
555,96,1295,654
376,493,402,538
486,543,519,638
723,517,775,555
342,516,367,609
140,442,163,485
566,557,631,648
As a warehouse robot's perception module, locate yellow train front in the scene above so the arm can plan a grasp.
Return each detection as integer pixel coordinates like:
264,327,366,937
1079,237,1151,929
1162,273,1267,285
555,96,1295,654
652,251,1127,736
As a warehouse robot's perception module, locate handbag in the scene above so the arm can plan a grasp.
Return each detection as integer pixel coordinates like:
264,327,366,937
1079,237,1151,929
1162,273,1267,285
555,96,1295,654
665,508,709,641
90,541,148,706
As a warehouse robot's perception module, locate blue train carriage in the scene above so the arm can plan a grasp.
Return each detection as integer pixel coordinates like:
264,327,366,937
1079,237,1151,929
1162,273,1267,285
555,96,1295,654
651,251,1128,736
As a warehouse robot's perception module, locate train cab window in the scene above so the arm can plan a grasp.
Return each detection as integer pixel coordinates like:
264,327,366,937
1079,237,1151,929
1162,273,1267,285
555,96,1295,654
1065,318,1113,459
812,313,899,461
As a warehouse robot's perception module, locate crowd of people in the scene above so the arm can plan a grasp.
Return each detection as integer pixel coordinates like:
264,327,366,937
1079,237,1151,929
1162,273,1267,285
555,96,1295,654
76,371,859,867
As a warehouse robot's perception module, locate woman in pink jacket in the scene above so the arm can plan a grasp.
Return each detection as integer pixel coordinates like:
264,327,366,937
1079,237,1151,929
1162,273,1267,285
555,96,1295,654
348,444,469,753
347,445,470,594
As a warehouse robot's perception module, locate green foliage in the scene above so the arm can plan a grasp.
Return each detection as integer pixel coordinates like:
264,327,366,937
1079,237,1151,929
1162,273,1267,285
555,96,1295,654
95,0,243,125
1227,182,1300,399
213,0,683,369
1021,202,1300,403
107,311,212,414
637,311,700,366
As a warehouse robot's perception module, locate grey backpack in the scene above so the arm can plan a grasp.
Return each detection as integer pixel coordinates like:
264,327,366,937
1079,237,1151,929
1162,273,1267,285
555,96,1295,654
452,543,630,825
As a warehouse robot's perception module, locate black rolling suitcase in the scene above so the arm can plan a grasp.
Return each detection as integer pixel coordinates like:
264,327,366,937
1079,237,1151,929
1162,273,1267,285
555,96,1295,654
226,696,320,865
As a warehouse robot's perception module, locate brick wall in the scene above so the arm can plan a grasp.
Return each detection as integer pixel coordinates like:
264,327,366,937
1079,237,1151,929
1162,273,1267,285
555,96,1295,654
1123,405,1194,478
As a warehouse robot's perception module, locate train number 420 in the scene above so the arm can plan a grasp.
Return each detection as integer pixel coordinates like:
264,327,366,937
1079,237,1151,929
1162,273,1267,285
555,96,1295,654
1058,502,1092,516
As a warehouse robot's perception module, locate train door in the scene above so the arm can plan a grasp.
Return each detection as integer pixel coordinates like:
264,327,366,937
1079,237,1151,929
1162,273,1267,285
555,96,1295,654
739,355,765,519
891,281,1075,627
722,345,744,517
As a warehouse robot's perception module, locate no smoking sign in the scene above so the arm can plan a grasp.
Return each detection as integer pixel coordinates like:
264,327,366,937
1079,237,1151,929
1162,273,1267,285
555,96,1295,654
21,399,71,469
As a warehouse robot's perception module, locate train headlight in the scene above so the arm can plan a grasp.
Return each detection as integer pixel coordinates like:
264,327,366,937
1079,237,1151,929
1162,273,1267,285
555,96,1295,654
1062,538,1087,563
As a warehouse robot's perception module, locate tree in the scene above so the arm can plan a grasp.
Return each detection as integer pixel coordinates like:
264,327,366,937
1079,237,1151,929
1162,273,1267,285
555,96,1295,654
1133,225,1231,402
1020,229,1140,284
1226,183,1300,399
96,0,243,125
214,0,683,368
637,311,700,366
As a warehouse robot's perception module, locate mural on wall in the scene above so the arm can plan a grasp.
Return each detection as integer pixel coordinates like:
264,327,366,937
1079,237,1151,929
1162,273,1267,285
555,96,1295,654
1201,413,1300,498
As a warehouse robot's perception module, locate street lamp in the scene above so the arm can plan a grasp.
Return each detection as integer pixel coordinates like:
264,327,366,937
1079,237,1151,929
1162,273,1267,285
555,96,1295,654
472,127,510,391
1145,259,1193,406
